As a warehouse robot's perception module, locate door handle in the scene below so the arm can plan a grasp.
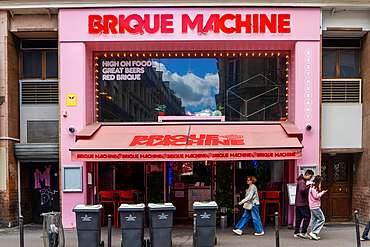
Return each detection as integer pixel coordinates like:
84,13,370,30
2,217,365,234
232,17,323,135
53,190,59,194
339,188,342,192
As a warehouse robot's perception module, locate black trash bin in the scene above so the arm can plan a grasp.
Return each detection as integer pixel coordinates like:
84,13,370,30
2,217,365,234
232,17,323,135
72,204,104,247
118,203,146,247
193,201,218,247
147,203,176,247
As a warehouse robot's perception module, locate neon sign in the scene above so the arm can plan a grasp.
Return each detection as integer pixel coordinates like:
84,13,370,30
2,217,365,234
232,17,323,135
129,134,246,146
88,13,291,35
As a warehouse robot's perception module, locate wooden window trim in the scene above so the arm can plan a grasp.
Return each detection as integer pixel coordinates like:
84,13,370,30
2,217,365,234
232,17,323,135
42,51,47,79
336,50,340,78
21,50,57,80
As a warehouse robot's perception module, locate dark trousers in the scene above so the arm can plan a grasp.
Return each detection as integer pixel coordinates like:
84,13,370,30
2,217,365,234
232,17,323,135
362,219,370,238
294,206,311,234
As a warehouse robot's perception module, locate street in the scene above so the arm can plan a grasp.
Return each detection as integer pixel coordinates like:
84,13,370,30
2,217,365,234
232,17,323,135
0,222,368,247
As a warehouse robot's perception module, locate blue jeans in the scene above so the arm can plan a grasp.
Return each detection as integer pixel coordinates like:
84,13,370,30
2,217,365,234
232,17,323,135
236,205,264,233
311,208,325,235
362,219,370,238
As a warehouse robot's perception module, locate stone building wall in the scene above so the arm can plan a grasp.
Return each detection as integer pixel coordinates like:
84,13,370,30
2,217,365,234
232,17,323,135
352,33,370,224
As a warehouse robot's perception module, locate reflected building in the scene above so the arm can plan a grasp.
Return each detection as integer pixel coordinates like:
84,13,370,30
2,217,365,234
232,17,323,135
98,58,185,122
215,56,288,121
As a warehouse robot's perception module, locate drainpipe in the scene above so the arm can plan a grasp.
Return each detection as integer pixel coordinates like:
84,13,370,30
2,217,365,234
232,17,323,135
17,159,21,218
0,137,20,141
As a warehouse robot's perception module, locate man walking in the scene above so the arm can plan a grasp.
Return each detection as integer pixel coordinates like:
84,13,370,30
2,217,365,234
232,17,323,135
294,169,314,238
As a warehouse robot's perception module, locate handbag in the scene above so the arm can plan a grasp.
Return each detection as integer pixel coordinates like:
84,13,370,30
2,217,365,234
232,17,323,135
243,202,253,210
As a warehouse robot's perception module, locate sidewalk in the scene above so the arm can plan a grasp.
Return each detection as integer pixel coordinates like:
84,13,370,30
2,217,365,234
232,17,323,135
0,222,368,247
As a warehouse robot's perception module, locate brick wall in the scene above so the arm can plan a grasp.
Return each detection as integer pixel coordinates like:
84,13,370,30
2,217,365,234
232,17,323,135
352,33,370,224
0,190,9,227
352,185,370,222
7,20,20,228
0,12,20,228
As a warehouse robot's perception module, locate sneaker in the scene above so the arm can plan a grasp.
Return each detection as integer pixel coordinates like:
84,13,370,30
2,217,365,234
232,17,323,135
255,231,264,236
299,232,308,238
233,229,242,235
293,233,299,238
309,232,319,240
361,237,370,241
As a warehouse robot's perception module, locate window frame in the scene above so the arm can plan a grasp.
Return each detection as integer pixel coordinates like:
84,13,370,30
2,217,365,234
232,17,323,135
20,50,58,80
322,49,361,79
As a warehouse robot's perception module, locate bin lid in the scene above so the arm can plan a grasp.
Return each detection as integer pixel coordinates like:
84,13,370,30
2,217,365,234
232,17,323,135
148,203,176,211
72,204,103,213
193,201,218,210
118,203,146,212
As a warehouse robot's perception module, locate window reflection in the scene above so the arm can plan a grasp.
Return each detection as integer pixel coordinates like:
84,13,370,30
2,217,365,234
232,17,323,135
322,50,360,78
340,51,359,78
97,54,288,122
322,50,337,78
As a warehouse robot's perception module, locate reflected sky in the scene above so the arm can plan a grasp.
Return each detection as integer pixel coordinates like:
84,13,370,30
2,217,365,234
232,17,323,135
153,58,219,114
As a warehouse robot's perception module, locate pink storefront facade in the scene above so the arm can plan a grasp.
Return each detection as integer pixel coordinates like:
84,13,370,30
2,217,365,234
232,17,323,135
59,7,320,228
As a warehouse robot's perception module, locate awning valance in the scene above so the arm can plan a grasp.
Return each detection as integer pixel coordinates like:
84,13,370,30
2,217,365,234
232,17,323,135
70,121,303,162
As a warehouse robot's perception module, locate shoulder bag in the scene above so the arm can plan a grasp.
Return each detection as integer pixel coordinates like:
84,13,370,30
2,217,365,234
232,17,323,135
243,202,253,210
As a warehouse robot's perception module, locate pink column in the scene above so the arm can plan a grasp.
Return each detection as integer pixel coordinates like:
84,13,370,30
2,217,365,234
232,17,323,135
294,41,320,167
287,41,320,225
60,42,94,228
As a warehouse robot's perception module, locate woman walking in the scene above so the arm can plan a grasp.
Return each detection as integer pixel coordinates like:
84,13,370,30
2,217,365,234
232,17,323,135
308,175,327,240
233,176,264,236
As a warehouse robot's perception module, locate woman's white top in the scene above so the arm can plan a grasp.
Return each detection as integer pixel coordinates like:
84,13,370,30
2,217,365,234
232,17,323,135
241,184,260,205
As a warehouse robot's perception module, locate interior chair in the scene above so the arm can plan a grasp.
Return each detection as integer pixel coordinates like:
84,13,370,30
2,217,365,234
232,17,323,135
116,190,134,226
262,191,281,229
99,191,118,228
130,189,140,203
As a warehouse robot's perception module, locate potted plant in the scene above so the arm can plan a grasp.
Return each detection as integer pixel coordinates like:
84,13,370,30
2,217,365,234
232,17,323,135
155,104,166,116
213,104,225,116
215,161,234,226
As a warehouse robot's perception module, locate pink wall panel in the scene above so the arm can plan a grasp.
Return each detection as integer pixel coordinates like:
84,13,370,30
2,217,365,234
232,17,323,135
60,42,90,228
294,41,320,168
60,8,320,42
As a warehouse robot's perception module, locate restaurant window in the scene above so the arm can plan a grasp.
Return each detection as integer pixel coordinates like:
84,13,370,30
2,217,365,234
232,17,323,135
95,52,289,122
21,39,58,104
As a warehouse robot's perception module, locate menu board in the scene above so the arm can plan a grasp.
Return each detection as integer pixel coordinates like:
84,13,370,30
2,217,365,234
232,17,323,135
287,183,297,206
188,186,211,216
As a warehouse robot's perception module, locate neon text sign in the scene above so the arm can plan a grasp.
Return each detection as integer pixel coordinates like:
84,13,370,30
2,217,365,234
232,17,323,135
88,13,291,35
129,134,245,146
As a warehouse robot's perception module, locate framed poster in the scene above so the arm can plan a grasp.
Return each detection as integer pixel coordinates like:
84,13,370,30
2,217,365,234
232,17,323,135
287,183,297,206
62,166,82,192
298,164,319,180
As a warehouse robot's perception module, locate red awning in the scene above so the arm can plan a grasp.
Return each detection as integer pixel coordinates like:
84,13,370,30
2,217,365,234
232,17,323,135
70,121,303,162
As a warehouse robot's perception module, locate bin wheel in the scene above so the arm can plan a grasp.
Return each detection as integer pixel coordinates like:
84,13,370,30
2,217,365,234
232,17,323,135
214,236,217,245
146,239,150,247
100,240,104,247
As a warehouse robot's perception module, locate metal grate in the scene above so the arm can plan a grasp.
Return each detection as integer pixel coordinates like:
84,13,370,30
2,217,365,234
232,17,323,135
333,161,348,181
322,79,361,103
321,165,327,181
21,80,58,104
